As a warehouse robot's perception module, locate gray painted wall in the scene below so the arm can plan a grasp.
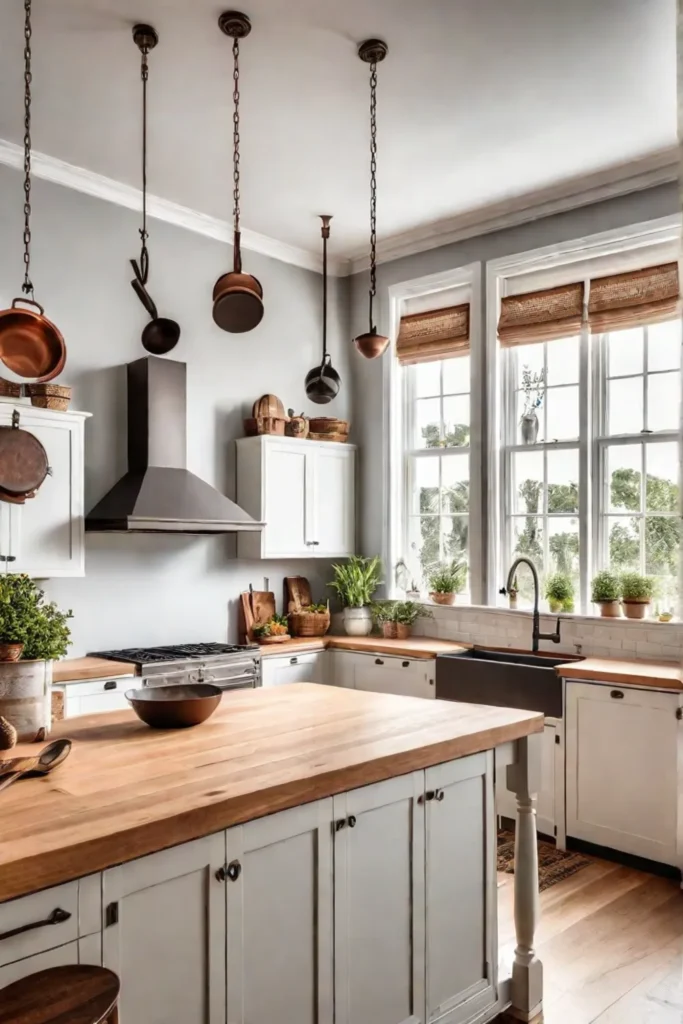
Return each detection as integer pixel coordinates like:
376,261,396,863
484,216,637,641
0,165,351,654
349,182,679,565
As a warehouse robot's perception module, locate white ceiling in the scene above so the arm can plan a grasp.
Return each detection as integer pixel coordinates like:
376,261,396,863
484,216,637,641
0,0,676,261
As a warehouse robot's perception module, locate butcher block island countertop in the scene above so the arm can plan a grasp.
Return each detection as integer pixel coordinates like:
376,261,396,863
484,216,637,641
0,684,541,904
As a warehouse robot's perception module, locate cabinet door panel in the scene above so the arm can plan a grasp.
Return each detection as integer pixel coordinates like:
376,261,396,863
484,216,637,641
314,448,354,556
103,834,226,1024
226,800,333,1024
262,653,323,687
353,656,432,700
263,447,309,556
425,754,496,1024
335,773,425,1024
566,682,679,863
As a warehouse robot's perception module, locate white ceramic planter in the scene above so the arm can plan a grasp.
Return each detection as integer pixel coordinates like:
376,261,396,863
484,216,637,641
0,659,52,742
343,606,373,636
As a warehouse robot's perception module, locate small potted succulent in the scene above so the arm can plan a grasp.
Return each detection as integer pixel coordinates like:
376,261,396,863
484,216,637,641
329,555,383,636
545,572,574,614
426,560,467,606
393,600,431,639
0,575,73,741
590,569,622,617
620,572,655,620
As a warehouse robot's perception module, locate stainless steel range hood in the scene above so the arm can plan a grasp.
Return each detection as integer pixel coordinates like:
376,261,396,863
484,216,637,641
86,357,263,535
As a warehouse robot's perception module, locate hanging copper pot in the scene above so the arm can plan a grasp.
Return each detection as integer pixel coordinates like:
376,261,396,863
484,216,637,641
0,1,66,383
212,230,264,333
212,12,264,334
0,410,50,504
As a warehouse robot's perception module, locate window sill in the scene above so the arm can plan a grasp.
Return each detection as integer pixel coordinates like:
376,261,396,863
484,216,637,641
414,600,679,627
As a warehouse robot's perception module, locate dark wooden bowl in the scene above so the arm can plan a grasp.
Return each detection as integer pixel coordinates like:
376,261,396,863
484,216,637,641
125,684,222,729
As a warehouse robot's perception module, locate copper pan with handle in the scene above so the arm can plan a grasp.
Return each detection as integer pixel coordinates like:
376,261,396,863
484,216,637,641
0,410,50,505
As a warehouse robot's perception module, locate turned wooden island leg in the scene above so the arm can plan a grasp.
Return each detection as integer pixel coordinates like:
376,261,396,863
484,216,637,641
505,734,543,1023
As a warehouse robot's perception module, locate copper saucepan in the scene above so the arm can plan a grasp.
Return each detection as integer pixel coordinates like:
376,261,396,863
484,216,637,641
0,409,50,504
212,231,263,334
0,298,66,383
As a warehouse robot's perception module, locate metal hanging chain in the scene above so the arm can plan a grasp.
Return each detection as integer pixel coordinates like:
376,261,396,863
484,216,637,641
232,36,241,235
22,0,33,298
369,58,378,310
139,40,150,283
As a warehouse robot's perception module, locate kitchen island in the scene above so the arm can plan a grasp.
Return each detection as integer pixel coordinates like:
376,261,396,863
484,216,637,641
0,684,544,1024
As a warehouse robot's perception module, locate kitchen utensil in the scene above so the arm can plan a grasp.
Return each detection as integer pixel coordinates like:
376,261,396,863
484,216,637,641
129,24,180,356
0,737,72,794
0,409,50,504
305,216,341,404
0,2,66,384
126,684,222,729
284,576,312,612
353,40,390,361
212,12,264,334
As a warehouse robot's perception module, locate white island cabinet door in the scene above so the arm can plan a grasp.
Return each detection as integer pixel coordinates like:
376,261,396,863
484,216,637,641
102,833,226,1024
566,681,681,864
312,445,355,557
424,752,497,1024
334,772,425,1024
226,799,334,1024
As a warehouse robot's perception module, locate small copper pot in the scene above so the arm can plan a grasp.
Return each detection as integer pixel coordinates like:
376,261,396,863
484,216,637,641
212,231,263,334
354,325,389,360
0,298,66,382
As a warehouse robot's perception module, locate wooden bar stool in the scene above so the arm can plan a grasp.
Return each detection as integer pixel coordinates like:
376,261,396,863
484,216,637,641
0,965,119,1024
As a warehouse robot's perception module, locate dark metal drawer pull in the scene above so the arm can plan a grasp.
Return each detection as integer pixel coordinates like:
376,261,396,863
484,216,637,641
290,657,298,665
610,690,624,700
419,790,436,803
103,680,117,691
0,907,71,943
402,661,409,668
375,658,384,665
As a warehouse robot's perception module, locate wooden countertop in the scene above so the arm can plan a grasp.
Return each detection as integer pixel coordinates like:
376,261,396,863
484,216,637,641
259,636,468,659
0,684,541,903
53,657,135,683
557,656,683,690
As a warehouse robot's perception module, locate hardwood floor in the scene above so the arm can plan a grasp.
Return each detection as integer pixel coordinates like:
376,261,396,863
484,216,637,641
497,857,683,1023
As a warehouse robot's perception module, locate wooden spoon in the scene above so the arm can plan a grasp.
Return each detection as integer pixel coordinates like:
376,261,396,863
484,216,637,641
0,738,72,793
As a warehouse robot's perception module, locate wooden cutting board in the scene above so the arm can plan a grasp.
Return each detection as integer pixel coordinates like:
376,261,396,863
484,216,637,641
284,576,312,613
239,590,277,642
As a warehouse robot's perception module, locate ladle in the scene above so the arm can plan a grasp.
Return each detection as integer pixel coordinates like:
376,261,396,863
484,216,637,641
0,737,72,794
305,216,341,404
130,258,181,356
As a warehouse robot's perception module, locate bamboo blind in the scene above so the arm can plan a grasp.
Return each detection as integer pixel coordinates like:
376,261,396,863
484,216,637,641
396,304,470,365
497,282,584,346
588,262,680,332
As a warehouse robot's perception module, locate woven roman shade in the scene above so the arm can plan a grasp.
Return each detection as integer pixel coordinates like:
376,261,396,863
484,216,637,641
396,304,470,365
588,262,680,332
497,282,584,346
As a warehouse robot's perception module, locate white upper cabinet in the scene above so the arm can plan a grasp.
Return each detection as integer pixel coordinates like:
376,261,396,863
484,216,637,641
0,404,90,577
236,436,356,559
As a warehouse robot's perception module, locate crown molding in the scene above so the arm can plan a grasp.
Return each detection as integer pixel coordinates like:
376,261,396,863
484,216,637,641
0,138,352,277
347,148,679,275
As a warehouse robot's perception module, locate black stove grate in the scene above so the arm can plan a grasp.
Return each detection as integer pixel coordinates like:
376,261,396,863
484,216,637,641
90,642,258,664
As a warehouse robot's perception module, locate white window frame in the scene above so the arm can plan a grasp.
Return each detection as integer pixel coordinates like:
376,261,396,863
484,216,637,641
384,262,483,600
486,214,680,607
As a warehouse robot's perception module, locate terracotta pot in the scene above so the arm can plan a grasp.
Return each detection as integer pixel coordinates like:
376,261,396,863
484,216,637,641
382,622,397,639
395,623,411,640
430,591,456,606
596,600,622,618
622,599,650,620
0,643,23,663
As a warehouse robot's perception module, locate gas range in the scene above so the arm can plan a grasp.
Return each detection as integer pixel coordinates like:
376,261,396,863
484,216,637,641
90,642,261,691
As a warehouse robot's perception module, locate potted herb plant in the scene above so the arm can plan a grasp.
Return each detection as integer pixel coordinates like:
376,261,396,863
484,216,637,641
393,600,431,640
329,555,383,636
590,569,621,617
545,572,574,613
426,560,467,606
620,572,655,620
0,575,73,741
371,600,398,638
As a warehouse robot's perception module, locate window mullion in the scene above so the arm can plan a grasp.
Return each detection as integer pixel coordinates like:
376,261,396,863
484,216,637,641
640,441,647,575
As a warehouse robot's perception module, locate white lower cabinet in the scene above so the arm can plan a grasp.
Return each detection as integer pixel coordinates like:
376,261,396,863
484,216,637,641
566,681,682,865
425,754,496,1024
496,721,560,842
226,800,334,1024
260,651,324,687
332,650,435,700
334,772,426,1024
54,676,133,718
102,834,226,1024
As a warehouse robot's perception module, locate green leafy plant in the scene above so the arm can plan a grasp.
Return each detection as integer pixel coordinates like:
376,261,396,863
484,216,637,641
371,600,396,625
393,600,431,626
545,572,574,612
328,556,383,608
426,560,467,595
591,569,621,603
620,572,655,602
0,575,73,660
304,602,328,614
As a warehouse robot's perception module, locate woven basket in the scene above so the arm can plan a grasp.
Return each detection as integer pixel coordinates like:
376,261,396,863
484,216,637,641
28,383,71,411
0,379,22,399
308,417,349,434
288,609,331,638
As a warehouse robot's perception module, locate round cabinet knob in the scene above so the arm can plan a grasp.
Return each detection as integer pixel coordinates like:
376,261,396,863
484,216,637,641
435,789,445,801
226,861,242,881
347,814,357,828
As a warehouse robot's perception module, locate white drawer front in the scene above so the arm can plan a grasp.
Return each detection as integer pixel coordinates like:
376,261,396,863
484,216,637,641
0,883,79,967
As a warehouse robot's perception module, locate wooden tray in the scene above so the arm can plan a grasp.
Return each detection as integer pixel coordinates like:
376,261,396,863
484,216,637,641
259,634,291,645
239,590,277,643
